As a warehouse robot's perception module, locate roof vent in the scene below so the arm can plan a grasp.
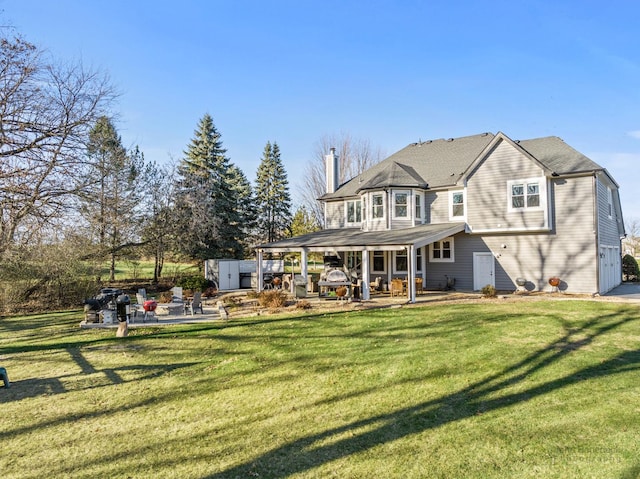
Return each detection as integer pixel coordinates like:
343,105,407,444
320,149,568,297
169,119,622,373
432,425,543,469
481,132,489,136
447,138,454,142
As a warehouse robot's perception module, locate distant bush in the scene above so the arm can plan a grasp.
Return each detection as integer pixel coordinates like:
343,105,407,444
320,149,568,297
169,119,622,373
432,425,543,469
258,289,287,309
176,275,209,292
481,284,497,298
622,254,639,282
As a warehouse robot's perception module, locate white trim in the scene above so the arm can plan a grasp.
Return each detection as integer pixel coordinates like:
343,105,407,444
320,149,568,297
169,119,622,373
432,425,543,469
449,188,466,221
392,249,408,273
468,226,552,234
429,236,455,263
392,190,410,219
507,177,546,212
344,198,362,227
473,252,495,290
372,250,386,273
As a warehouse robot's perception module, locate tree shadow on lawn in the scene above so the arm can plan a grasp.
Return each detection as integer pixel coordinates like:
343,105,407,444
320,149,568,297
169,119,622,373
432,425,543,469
206,311,640,478
0,344,197,405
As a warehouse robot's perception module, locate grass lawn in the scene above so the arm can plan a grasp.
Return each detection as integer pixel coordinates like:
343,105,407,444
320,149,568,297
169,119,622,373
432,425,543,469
1,300,639,478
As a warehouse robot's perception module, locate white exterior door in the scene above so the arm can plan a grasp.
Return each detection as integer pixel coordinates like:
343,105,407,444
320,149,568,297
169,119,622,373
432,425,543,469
599,245,621,294
473,252,495,291
219,261,240,290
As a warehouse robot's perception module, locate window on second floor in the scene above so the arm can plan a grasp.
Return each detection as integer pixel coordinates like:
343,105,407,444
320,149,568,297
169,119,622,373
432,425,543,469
415,194,422,220
346,199,362,224
508,178,544,211
372,194,384,219
450,190,465,219
430,237,454,263
607,187,613,218
394,192,408,218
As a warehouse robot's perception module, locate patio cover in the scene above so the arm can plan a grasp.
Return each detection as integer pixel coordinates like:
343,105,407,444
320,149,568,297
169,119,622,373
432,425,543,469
255,222,466,302
255,222,466,253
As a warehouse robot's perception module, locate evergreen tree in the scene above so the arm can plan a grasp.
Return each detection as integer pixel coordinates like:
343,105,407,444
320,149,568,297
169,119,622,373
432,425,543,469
81,116,145,280
255,141,292,244
290,205,321,237
228,164,257,256
174,114,243,260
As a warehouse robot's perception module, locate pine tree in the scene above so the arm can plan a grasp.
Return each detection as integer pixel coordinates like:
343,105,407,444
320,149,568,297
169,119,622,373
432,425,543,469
228,164,257,256
174,114,244,260
290,205,321,237
255,141,292,244
81,116,145,280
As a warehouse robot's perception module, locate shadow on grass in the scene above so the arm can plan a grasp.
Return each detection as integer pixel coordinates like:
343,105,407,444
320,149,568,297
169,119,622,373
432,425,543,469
204,311,640,478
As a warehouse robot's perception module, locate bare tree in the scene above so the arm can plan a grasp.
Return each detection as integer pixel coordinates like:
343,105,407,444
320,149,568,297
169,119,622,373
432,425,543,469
623,218,640,257
0,35,116,257
299,132,385,226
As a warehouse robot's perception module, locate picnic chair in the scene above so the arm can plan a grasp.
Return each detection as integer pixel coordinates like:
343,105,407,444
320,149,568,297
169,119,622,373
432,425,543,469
186,292,204,315
415,277,424,294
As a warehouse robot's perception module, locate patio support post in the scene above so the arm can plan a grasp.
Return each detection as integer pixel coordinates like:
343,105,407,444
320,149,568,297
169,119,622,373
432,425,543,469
362,249,370,300
408,244,416,303
257,249,264,292
301,248,308,287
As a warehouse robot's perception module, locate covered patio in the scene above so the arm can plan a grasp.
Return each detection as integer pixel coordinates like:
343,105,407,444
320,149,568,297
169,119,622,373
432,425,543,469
255,222,466,303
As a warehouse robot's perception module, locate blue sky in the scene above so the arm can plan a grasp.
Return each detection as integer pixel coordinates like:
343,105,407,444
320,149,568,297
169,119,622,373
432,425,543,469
3,0,640,221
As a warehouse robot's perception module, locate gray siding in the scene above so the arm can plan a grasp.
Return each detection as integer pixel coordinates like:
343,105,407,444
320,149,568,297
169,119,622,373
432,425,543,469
426,191,449,223
424,176,599,293
596,177,622,246
466,140,547,231
325,201,344,229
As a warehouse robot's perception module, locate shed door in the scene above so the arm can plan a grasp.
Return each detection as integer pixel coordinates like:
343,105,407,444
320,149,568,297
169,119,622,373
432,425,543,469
219,261,240,290
473,252,495,291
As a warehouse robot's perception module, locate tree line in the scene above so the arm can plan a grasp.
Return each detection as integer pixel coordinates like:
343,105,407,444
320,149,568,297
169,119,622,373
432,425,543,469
0,32,381,311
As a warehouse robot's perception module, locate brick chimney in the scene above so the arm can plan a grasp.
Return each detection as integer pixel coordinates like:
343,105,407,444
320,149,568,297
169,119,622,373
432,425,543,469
325,147,339,194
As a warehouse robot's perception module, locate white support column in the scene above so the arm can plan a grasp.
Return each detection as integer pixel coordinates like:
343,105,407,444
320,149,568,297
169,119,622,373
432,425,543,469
362,249,370,300
408,244,416,303
301,248,308,291
257,249,264,292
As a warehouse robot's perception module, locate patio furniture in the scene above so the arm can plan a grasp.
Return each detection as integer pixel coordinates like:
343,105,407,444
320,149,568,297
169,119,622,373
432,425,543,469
186,292,204,315
415,277,424,294
390,278,404,297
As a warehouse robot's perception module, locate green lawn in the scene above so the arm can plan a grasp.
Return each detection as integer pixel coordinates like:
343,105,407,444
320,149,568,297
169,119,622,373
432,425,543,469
1,300,639,478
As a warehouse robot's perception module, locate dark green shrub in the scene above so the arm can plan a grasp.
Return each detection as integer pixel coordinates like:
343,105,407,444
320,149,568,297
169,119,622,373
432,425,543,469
622,254,639,282
176,275,209,292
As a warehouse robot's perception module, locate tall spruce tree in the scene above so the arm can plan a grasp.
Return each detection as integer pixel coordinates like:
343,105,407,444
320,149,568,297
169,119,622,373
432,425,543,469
81,116,145,280
174,114,243,260
228,164,257,256
255,141,292,244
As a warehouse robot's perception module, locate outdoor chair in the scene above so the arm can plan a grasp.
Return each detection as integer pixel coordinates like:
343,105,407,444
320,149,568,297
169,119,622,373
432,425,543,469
186,292,204,315
415,277,424,294
171,286,183,302
391,278,404,297
369,277,382,294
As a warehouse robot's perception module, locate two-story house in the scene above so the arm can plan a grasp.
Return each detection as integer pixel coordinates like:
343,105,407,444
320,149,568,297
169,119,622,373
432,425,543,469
255,132,625,301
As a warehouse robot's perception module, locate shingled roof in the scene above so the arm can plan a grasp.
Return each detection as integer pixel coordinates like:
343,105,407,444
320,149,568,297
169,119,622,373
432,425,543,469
321,132,605,200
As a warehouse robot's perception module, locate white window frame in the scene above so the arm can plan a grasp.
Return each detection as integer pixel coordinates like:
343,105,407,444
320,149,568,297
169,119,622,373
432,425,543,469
372,193,384,219
607,187,613,219
372,250,386,273
416,246,423,272
393,190,409,219
415,193,422,221
393,249,408,273
449,189,466,220
507,177,546,212
345,199,362,226
429,236,455,263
